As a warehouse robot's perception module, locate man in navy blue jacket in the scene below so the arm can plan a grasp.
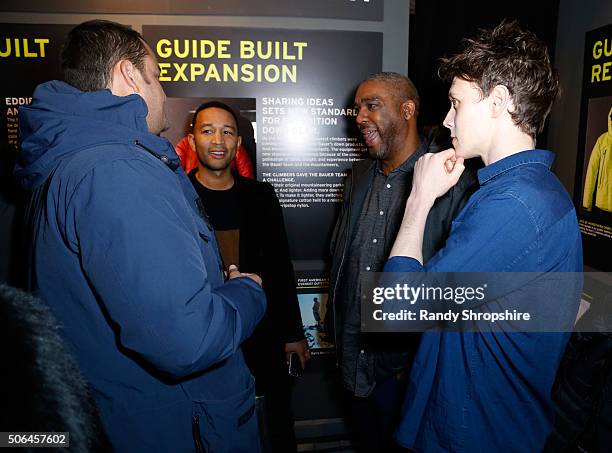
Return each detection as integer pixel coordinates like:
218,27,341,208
385,22,583,452
16,20,266,452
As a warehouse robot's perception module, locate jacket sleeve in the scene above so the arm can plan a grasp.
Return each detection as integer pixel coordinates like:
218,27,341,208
583,136,602,210
68,157,266,379
447,164,478,226
324,171,353,341
544,331,612,452
329,171,352,261
422,161,479,262
259,183,304,343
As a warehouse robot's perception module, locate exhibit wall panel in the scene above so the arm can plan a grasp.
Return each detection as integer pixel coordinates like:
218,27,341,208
549,0,612,205
550,0,612,271
0,0,409,317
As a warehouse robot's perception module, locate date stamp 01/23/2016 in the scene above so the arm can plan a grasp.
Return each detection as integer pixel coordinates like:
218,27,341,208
0,432,69,448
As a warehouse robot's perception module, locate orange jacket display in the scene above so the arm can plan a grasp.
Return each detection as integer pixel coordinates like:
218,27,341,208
174,136,254,178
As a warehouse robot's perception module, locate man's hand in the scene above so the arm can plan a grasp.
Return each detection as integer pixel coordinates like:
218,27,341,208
227,264,262,286
285,339,310,371
389,149,464,263
411,148,465,207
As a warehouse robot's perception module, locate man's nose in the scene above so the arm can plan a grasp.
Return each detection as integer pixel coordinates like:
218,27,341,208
443,109,454,130
213,130,223,143
356,106,367,125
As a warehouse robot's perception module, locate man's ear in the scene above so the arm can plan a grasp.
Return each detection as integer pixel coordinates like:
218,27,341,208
109,59,139,96
188,133,196,151
490,85,512,118
401,100,416,121
236,135,242,149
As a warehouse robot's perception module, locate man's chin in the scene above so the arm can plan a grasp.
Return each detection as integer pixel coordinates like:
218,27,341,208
159,120,170,134
203,161,232,172
368,146,387,160
149,120,170,136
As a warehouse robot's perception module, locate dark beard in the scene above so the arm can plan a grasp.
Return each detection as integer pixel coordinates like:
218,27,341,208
368,120,399,161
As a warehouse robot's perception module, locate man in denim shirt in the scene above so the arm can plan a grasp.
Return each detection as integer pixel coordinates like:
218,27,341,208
386,22,583,452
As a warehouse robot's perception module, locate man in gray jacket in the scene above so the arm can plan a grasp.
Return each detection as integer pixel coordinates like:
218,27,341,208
326,72,476,452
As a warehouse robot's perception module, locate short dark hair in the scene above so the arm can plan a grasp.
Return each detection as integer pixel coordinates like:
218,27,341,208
191,101,240,133
61,20,149,92
363,72,420,115
438,21,559,138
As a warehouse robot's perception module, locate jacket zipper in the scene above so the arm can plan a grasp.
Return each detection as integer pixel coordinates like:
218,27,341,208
330,172,354,367
134,139,180,171
192,415,205,453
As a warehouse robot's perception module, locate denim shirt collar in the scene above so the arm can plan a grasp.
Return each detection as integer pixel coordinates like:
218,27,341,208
477,149,555,185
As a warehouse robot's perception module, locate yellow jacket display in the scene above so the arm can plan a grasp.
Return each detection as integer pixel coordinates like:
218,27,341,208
583,106,612,212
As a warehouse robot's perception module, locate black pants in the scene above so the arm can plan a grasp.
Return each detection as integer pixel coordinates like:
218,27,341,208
257,374,297,453
344,376,411,453
243,333,296,453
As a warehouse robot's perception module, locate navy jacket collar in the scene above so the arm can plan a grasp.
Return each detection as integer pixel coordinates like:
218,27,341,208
16,80,177,190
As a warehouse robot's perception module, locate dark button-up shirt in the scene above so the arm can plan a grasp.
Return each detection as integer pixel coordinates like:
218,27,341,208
338,139,477,397
386,150,583,452
341,148,420,396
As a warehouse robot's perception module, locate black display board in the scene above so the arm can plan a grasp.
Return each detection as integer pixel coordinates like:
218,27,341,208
0,24,74,284
144,25,382,350
574,24,612,271
1,24,74,155
1,0,383,21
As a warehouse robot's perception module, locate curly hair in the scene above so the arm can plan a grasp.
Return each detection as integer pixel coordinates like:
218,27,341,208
438,21,559,138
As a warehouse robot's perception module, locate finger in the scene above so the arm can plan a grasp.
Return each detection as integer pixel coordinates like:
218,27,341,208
444,159,455,173
228,264,238,273
449,158,466,183
437,148,457,160
299,353,307,370
417,153,432,164
451,157,465,173
246,273,262,286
